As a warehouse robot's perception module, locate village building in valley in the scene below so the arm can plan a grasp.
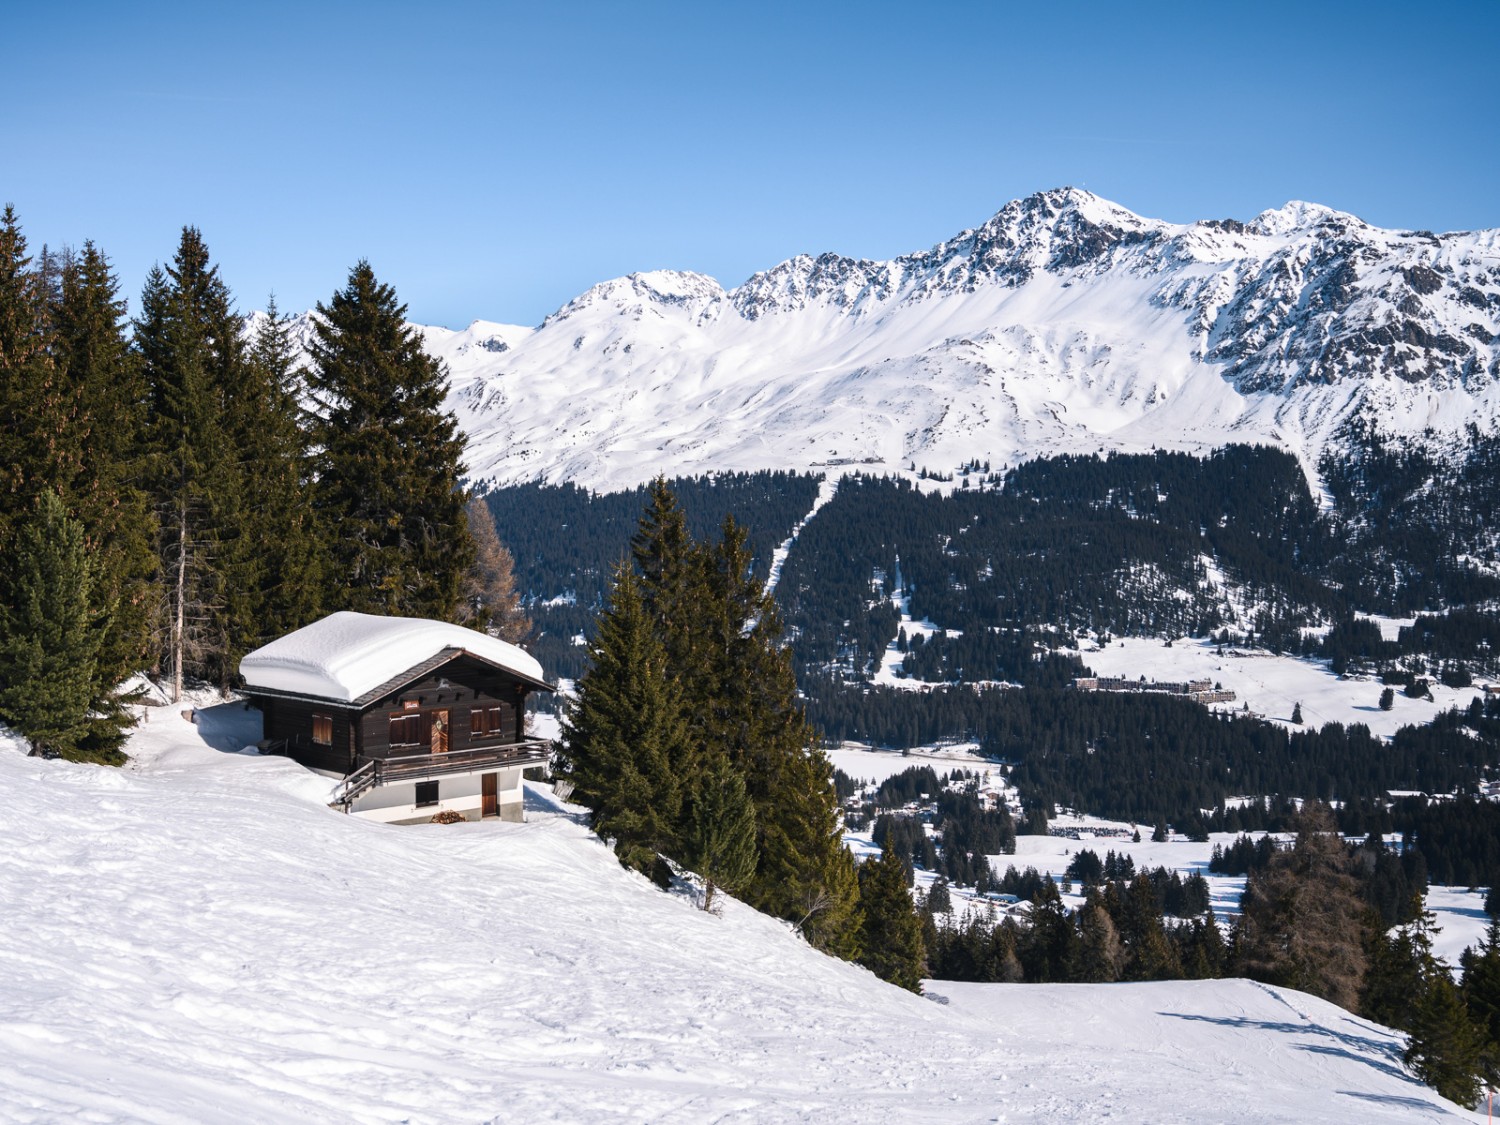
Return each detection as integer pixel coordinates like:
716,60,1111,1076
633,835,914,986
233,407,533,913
239,612,555,824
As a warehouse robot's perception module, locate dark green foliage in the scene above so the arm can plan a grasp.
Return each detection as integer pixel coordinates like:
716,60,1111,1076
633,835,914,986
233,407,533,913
1406,974,1488,1109
136,229,250,696
1364,905,1441,1032
1209,834,1279,876
557,564,690,882
1320,419,1500,613
0,490,122,762
682,752,758,912
776,449,1334,682
307,261,473,620
810,685,1500,829
482,472,820,685
0,205,57,523
236,297,322,647
52,243,155,693
856,847,925,992
1461,916,1500,1050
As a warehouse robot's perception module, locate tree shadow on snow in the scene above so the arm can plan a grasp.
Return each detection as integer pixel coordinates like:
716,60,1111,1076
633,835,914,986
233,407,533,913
1162,1011,1412,1085
1337,1089,1467,1117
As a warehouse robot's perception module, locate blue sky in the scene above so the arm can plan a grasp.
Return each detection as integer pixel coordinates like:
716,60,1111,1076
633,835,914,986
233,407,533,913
7,0,1498,328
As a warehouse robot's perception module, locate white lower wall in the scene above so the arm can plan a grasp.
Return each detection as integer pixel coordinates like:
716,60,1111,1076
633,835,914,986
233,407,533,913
350,767,525,825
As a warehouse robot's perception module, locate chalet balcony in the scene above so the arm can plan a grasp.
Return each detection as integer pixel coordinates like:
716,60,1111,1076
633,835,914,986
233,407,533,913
333,740,552,807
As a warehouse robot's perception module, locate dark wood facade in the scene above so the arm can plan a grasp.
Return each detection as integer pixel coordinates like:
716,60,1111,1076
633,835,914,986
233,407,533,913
246,648,551,777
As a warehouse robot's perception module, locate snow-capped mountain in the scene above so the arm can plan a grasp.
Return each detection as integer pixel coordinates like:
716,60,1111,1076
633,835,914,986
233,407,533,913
320,189,1500,492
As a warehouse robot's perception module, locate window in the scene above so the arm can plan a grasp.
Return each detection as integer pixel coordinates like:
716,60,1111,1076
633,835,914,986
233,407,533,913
470,706,509,739
415,780,439,808
312,714,333,746
389,714,423,747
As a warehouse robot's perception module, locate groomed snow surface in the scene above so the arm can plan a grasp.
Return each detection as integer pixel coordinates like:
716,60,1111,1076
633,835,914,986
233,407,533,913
0,710,1481,1122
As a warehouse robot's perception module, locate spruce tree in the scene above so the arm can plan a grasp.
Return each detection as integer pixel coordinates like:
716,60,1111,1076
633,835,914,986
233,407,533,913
856,847,925,992
307,261,473,619
1406,974,1488,1109
682,752,758,913
1462,914,1500,1048
557,564,691,885
0,490,119,762
0,205,63,532
135,230,248,697
630,493,862,955
236,296,322,648
53,242,155,698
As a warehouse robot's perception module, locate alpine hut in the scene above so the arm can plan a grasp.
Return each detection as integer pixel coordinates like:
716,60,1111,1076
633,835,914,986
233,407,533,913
240,611,555,823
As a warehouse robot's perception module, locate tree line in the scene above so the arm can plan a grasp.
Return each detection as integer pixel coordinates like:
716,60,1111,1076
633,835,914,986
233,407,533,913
555,480,924,991
0,207,522,761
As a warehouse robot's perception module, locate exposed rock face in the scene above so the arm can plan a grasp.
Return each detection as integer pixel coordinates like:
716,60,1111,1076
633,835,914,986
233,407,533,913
256,189,1500,491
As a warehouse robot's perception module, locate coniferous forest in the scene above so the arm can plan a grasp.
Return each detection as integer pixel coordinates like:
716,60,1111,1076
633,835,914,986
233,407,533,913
0,209,485,760
11,201,1500,1100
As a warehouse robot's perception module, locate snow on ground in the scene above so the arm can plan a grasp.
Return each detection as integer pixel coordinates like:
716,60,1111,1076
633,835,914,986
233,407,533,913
824,741,992,785
1083,635,1487,739
764,474,838,596
833,745,1493,970
0,713,1482,1122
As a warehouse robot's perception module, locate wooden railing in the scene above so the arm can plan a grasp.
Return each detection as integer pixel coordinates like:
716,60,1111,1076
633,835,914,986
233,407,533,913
331,740,552,807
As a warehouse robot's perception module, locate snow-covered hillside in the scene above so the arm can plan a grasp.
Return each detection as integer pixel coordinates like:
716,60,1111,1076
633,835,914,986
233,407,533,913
0,713,1480,1121
398,189,1500,492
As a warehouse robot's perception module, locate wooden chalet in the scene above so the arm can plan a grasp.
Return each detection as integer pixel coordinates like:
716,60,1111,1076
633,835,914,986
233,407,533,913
239,611,555,824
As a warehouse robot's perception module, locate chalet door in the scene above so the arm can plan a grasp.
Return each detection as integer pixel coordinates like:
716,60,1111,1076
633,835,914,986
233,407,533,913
481,772,498,818
431,710,450,754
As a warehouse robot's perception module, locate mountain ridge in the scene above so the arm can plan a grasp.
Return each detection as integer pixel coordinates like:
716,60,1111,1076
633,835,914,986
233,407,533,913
267,189,1500,493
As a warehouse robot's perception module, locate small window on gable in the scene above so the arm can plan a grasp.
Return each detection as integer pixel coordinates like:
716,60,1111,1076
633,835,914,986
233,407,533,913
312,714,333,746
415,780,439,808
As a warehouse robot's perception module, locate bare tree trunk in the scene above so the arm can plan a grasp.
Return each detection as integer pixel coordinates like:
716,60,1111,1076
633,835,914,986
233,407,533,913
173,501,186,704
702,876,717,914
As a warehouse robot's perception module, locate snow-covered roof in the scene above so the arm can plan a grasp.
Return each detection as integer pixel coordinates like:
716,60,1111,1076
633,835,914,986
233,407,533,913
239,611,550,703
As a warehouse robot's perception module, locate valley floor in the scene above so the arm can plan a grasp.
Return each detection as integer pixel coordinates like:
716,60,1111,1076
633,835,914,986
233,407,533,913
0,707,1481,1122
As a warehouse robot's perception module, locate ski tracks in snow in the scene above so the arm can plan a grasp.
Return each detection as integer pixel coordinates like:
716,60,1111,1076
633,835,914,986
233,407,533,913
764,474,839,597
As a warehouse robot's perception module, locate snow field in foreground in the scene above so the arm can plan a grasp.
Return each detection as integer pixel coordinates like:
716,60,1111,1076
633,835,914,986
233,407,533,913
0,710,1481,1122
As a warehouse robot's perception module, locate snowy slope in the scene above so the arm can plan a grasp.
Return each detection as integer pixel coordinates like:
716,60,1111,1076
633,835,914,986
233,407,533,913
0,715,1480,1122
397,189,1500,492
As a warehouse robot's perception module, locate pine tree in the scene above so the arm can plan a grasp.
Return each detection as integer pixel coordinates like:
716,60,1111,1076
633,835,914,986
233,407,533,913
1462,914,1500,1048
307,261,473,620
682,752,758,913
460,495,530,642
557,564,691,885
630,493,862,955
1406,974,1488,1109
135,230,248,698
856,846,925,992
0,205,64,532
53,242,155,697
1121,872,1181,981
235,296,321,649
1291,701,1304,724
0,490,119,762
